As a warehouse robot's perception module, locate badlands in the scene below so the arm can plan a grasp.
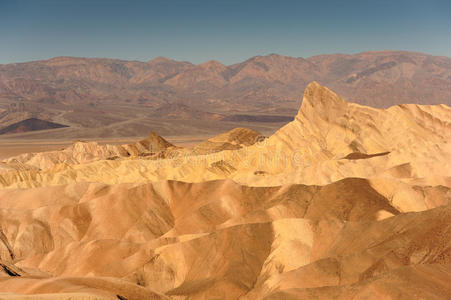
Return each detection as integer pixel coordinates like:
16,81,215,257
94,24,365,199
0,82,450,299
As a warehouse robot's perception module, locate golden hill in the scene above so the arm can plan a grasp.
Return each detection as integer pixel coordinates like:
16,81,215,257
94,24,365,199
1,82,449,189
192,127,262,154
0,82,449,299
0,179,449,299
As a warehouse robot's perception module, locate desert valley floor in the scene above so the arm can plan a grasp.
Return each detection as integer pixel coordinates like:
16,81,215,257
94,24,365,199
0,82,450,299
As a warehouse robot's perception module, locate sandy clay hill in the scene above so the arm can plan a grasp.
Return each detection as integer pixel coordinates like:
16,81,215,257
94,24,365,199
0,82,450,299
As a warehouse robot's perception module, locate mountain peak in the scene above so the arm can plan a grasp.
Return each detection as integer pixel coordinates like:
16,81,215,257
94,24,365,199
198,60,227,68
149,56,173,63
139,131,174,151
297,81,348,121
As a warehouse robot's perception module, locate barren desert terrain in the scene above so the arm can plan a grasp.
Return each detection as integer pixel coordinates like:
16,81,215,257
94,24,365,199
1,51,450,140
0,82,449,299
0,136,218,161
2,0,450,298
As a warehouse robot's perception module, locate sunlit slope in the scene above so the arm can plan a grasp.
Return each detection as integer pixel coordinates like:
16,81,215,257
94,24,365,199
1,82,450,188
0,82,450,299
0,179,449,299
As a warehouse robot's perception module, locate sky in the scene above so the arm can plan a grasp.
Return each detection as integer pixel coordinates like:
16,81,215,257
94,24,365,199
0,0,450,64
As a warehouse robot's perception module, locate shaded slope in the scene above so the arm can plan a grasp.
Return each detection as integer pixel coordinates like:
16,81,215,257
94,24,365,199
0,118,68,135
0,179,448,299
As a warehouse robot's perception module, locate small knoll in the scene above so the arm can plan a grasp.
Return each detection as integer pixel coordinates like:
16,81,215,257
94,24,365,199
122,131,176,156
139,131,174,151
192,127,262,154
0,118,68,135
1,131,178,169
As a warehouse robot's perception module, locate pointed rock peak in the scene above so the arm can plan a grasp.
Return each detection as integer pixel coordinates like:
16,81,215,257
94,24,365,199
297,82,349,121
140,131,174,149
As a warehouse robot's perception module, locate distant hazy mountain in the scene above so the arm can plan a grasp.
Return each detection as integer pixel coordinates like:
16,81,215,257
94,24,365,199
0,51,449,112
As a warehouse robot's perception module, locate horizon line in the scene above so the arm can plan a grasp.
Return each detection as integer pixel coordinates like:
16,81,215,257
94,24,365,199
1,49,449,66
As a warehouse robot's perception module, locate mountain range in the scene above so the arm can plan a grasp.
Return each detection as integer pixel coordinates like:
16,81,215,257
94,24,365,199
0,50,450,138
1,50,450,109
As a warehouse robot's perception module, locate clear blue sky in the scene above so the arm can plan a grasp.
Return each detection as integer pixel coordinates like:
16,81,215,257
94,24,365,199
0,0,450,64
